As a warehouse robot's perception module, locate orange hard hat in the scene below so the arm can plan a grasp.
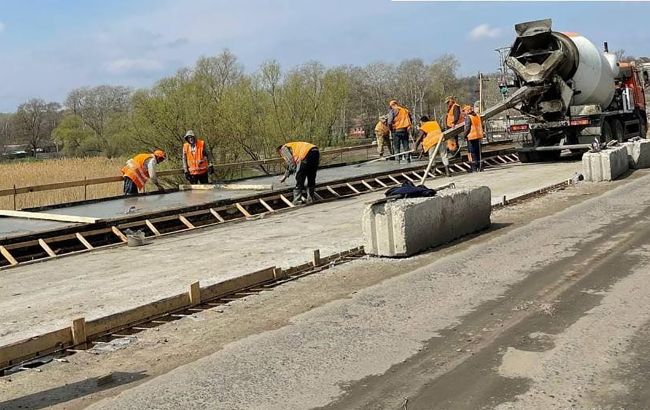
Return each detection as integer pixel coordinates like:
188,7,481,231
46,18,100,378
462,105,473,113
153,149,166,160
389,99,398,106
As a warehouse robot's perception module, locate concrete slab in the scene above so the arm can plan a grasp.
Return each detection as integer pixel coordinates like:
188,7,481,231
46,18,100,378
0,218,76,241
0,160,581,346
362,186,491,257
582,146,629,182
623,139,650,169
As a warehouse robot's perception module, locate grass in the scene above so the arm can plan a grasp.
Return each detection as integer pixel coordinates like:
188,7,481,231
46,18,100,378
0,157,126,210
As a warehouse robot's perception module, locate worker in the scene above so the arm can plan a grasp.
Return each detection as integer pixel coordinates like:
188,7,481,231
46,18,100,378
445,96,463,154
277,141,320,205
460,105,484,172
413,115,450,177
182,130,214,184
121,149,166,196
387,99,413,163
374,115,392,157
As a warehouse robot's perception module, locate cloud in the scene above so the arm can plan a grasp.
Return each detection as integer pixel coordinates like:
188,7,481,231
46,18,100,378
468,24,501,41
106,58,164,74
0,22,5,32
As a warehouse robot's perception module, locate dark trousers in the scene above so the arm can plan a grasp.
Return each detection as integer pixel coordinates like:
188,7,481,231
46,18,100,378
467,139,482,171
186,172,209,184
392,129,410,162
295,149,320,193
123,177,139,196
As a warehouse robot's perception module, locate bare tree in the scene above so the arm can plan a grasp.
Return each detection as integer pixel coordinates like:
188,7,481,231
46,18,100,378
14,99,61,155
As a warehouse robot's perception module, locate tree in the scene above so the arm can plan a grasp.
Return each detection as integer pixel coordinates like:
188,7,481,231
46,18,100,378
52,115,96,156
13,99,61,155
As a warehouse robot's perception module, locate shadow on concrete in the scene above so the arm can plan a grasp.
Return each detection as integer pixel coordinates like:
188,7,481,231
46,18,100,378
0,371,147,410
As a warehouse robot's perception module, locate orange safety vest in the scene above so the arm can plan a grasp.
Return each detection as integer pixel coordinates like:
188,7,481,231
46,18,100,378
284,141,317,163
419,121,443,152
446,103,465,128
183,139,209,175
392,106,412,130
121,153,154,190
467,113,484,141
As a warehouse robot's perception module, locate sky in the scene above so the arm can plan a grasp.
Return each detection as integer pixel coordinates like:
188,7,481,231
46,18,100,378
0,0,648,112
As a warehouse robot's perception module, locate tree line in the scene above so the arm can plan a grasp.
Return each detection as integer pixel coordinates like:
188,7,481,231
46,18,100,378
0,50,479,165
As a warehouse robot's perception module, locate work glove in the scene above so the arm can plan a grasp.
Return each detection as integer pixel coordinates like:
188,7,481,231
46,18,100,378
208,164,215,175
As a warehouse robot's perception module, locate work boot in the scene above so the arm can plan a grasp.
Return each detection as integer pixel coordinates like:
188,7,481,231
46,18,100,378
306,188,315,204
292,188,304,205
444,165,451,177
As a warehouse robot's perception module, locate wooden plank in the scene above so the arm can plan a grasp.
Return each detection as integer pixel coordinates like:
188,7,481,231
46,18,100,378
200,267,276,301
85,293,190,337
401,173,415,182
189,282,201,305
259,198,275,213
361,180,374,190
0,245,18,266
71,318,87,346
326,186,341,197
38,239,57,257
280,194,295,208
75,232,94,250
0,327,72,367
215,183,274,191
388,175,401,185
178,215,195,229
374,178,388,187
346,183,361,194
313,249,321,267
0,209,98,224
145,220,161,236
111,226,128,243
209,208,226,222
178,184,215,191
235,203,252,218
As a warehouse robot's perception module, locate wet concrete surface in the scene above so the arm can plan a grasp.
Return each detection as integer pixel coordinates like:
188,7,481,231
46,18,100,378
0,160,421,239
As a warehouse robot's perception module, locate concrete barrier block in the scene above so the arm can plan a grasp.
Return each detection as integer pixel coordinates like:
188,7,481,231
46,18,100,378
582,146,629,182
362,186,491,257
623,139,650,169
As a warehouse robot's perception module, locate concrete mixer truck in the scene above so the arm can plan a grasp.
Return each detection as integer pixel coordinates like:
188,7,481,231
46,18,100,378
501,19,649,162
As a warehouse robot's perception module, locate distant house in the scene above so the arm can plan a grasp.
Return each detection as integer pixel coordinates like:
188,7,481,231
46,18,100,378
347,117,367,139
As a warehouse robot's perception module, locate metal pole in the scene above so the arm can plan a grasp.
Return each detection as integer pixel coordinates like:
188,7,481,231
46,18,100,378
420,137,443,185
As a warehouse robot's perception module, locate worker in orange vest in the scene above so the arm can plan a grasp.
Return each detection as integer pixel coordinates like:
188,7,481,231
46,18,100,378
387,99,413,163
460,105,484,172
414,115,450,177
374,115,392,157
121,149,167,195
182,130,214,184
277,141,320,205
445,96,463,154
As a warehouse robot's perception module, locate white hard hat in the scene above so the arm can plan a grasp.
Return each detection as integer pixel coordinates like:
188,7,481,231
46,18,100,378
184,130,195,138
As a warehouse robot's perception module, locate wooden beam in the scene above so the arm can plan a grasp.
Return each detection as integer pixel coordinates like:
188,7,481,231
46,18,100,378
178,184,215,191
326,186,341,197
178,215,195,229
0,209,98,224
145,219,161,236
0,245,18,266
235,203,252,218
361,180,374,190
346,183,361,194
388,175,401,185
279,194,295,208
75,232,94,250
39,239,57,257
401,173,415,182
215,183,274,191
209,208,225,222
71,318,87,347
258,198,275,213
111,226,128,242
189,281,201,305
374,178,388,187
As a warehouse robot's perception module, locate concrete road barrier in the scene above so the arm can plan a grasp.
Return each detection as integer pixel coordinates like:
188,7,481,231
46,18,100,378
582,146,629,182
623,139,650,169
362,186,491,257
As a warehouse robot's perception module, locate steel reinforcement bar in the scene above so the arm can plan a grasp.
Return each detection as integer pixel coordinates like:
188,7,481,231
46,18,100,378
0,146,519,270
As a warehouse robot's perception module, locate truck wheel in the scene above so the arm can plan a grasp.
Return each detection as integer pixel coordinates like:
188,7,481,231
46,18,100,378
613,120,625,142
600,121,613,144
